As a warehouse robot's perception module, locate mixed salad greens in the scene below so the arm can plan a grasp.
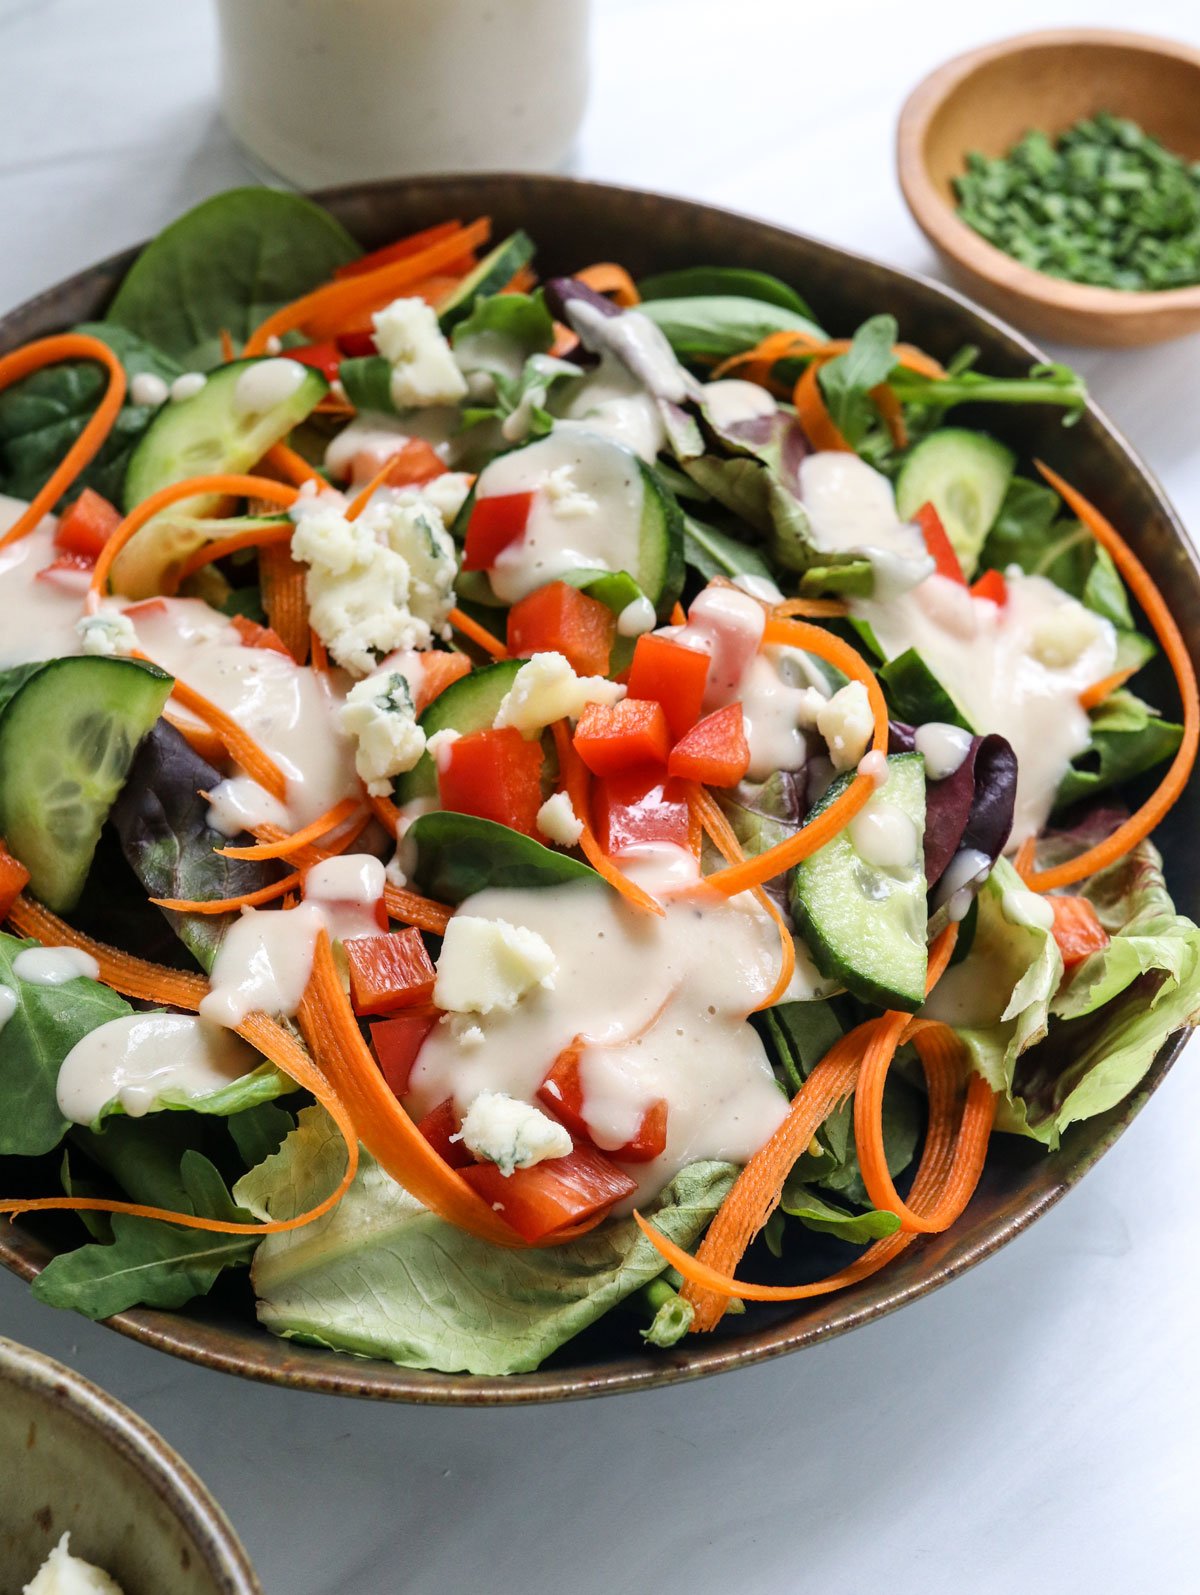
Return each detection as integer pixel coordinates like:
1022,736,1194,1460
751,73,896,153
0,189,1196,1376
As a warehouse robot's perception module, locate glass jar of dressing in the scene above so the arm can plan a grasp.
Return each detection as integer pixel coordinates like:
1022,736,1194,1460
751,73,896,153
215,0,591,189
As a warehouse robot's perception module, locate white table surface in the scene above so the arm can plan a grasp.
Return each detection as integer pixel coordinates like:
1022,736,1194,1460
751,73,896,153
1,1,1198,1590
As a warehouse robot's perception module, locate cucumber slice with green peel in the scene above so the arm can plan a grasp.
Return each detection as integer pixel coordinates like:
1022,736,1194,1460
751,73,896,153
114,358,326,597
394,657,524,803
437,232,536,334
895,429,1015,579
791,753,929,1011
0,657,173,912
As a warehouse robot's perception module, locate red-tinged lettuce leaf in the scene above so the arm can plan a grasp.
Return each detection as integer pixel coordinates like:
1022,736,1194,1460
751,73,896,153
923,734,1017,888
109,721,281,971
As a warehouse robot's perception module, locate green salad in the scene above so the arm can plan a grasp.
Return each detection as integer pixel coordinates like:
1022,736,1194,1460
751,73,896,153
0,187,1195,1376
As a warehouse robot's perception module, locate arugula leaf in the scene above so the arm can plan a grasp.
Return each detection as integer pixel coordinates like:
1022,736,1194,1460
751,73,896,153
108,721,280,971
407,812,602,903
0,934,131,1157
106,188,360,369
638,266,816,320
779,1180,901,1243
0,322,181,510
228,1101,296,1168
31,1150,256,1320
236,1106,736,1375
637,295,824,366
1056,690,1183,810
818,315,900,448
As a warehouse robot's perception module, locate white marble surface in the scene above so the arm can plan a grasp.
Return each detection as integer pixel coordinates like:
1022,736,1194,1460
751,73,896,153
1,1,1198,1590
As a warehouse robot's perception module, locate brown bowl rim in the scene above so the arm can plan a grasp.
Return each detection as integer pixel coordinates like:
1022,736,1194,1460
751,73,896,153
0,1335,262,1592
0,170,1194,1404
896,26,1200,316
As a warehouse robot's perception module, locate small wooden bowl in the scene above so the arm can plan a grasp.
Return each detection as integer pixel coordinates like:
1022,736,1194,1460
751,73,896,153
898,28,1200,345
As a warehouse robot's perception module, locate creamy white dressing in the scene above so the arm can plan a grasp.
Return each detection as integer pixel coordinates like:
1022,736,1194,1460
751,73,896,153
12,947,100,987
129,371,169,407
56,1013,260,1124
0,515,90,667
205,777,291,839
617,596,657,637
200,904,324,1028
556,356,667,462
1002,887,1056,931
479,431,646,604
858,749,890,786
0,984,17,1031
670,585,766,707
731,571,785,605
133,598,358,826
701,379,778,430
853,571,1117,841
566,300,696,406
408,881,787,1200
799,453,933,596
170,372,206,403
915,721,974,780
933,847,993,921
303,854,386,942
232,356,307,415
849,798,920,869
323,411,458,481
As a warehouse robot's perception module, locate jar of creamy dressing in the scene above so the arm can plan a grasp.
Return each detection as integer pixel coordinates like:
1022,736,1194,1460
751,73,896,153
215,0,591,188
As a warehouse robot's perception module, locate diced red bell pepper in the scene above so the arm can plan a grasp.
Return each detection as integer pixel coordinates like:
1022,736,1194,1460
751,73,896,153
417,1098,474,1169
437,726,545,837
0,839,31,919
415,650,472,713
913,501,965,585
231,615,292,656
282,341,342,382
593,768,691,856
1050,896,1111,970
506,581,616,676
625,633,710,740
462,1143,638,1242
121,598,170,622
667,702,751,787
36,550,95,583
371,1011,439,1099
54,489,121,560
461,492,535,571
573,699,671,778
335,327,377,358
538,1045,669,1163
970,568,1007,605
379,438,448,488
344,929,437,1015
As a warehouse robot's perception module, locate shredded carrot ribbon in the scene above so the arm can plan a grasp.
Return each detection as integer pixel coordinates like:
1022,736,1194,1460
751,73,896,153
258,541,311,666
172,520,295,588
219,328,237,363
152,874,301,915
1021,463,1200,893
575,263,641,307
243,218,492,354
696,616,889,899
1012,835,1037,884
772,597,849,619
384,882,453,936
1079,664,1139,711
550,720,665,917
448,606,508,660
89,474,298,601
218,797,362,861
163,711,227,767
138,659,289,802
261,440,324,488
0,335,127,549
687,782,795,1009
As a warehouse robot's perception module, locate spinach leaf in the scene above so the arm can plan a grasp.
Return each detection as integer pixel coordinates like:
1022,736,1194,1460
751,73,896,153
0,934,131,1157
1056,690,1183,810
878,648,972,730
682,513,776,584
779,1181,901,1244
337,356,395,415
818,315,899,449
451,290,555,365
761,999,842,1094
31,1150,257,1320
237,1106,736,1375
407,812,602,903
637,295,824,366
638,265,816,320
0,323,181,509
106,188,360,370
109,721,281,971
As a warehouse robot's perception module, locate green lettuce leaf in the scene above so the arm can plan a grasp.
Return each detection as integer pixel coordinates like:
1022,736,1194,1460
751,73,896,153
1056,690,1183,811
106,188,360,370
0,933,131,1157
637,295,824,366
31,1149,256,1320
637,265,816,320
779,1180,901,1243
407,812,602,902
921,858,1064,1094
682,513,776,584
236,1106,736,1375
0,322,182,510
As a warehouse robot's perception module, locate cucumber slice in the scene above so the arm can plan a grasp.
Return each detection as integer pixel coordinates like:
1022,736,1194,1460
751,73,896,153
0,657,173,912
437,232,536,334
791,753,928,1011
895,429,1015,579
394,658,524,803
115,358,327,597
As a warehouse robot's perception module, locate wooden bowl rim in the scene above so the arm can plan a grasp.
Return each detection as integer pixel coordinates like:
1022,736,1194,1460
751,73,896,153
897,26,1200,318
